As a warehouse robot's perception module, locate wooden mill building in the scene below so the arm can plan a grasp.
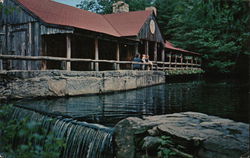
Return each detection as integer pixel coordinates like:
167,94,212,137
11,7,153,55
0,0,200,71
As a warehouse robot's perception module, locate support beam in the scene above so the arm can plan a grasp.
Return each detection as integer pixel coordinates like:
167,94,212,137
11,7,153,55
161,48,165,70
27,22,32,70
0,25,5,70
169,52,172,68
94,38,99,71
41,37,47,70
66,34,71,71
191,57,194,68
154,42,157,61
145,40,149,56
116,43,120,70
161,48,165,62
180,54,183,68
135,43,139,55
175,54,177,68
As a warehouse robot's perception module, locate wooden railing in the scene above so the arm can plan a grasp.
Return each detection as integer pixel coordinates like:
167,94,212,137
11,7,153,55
0,54,201,71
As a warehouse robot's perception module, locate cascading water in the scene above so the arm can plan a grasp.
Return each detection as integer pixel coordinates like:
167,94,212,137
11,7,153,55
11,106,114,158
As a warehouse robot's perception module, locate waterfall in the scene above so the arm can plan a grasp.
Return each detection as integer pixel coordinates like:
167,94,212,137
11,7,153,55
11,106,114,158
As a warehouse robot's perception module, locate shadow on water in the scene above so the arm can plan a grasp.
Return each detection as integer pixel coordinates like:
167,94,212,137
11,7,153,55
13,79,249,126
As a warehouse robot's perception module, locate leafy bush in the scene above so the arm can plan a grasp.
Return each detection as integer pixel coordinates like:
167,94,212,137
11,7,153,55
0,105,65,158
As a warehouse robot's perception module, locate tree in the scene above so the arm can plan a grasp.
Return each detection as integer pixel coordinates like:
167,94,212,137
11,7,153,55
77,0,154,14
155,0,250,74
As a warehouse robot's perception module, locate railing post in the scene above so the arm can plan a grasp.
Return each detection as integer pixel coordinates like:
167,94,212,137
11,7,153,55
116,43,120,70
169,52,172,69
174,54,177,68
90,61,94,71
191,57,194,68
180,54,183,69
41,37,47,70
94,38,99,71
66,34,71,71
154,42,157,62
161,48,165,70
145,40,149,56
135,43,139,55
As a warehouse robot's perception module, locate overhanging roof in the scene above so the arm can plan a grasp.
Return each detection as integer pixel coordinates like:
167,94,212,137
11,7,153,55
165,41,200,56
16,0,153,38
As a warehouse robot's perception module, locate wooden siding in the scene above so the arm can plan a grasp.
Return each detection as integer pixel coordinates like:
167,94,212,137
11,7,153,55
2,0,37,24
40,25,74,35
0,22,42,70
138,15,164,43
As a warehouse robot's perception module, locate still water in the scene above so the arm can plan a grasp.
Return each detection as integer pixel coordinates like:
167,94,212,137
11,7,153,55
14,80,249,126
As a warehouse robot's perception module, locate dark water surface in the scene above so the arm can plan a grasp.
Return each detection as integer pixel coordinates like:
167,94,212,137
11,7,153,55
14,80,249,126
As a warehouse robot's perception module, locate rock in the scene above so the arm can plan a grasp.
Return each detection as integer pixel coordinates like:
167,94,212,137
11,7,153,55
141,136,162,152
114,112,249,158
114,117,146,158
147,126,159,136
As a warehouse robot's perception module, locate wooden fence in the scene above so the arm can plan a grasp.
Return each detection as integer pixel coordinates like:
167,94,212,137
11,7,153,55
0,54,201,71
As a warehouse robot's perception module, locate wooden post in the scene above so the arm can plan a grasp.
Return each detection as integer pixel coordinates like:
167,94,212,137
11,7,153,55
145,40,148,56
180,54,183,68
116,43,120,70
41,37,47,70
174,54,177,68
66,34,71,71
191,57,194,68
27,22,32,70
94,38,99,71
90,62,94,71
169,52,172,68
135,43,139,55
0,25,5,70
161,48,165,70
154,42,157,61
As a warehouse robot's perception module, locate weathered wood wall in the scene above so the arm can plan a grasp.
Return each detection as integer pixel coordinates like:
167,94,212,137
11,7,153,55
0,0,74,70
138,15,164,43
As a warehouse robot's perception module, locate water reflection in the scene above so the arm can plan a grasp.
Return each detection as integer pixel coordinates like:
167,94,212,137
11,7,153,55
14,80,249,126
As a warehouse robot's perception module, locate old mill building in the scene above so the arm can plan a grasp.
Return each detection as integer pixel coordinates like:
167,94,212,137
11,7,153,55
0,0,201,71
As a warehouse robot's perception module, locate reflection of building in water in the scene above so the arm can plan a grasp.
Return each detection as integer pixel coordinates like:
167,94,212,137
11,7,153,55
15,82,202,125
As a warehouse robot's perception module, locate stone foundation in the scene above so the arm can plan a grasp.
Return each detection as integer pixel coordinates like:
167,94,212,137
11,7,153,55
0,70,165,100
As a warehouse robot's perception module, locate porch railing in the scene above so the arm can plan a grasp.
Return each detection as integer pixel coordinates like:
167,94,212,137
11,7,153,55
0,54,201,71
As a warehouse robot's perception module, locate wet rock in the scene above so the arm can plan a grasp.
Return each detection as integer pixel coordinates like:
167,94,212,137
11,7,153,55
114,112,249,158
141,136,162,151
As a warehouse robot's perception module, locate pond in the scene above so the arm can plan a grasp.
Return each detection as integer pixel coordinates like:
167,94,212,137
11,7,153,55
13,79,249,126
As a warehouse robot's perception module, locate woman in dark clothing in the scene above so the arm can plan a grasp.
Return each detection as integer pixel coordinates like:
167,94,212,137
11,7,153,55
132,53,142,70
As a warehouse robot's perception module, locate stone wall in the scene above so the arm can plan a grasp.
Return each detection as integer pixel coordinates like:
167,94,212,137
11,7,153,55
0,70,165,100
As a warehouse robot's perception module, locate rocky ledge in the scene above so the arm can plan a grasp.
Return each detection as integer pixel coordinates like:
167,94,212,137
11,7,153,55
114,112,249,158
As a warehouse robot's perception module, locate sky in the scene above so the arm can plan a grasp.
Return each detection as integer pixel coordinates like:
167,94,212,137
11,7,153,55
53,0,82,7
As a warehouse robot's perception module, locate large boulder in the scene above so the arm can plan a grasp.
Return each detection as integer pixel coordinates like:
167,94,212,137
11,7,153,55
114,112,249,158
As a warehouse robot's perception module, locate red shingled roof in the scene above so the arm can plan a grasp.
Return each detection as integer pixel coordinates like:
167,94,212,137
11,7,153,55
103,10,152,37
17,0,120,37
165,41,200,56
16,0,152,37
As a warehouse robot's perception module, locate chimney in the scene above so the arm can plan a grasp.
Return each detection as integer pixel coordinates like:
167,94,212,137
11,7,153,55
145,6,157,16
113,1,129,13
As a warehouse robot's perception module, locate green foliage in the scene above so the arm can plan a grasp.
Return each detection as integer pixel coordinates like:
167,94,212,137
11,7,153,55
155,0,250,74
77,0,154,14
157,136,177,158
0,105,65,158
165,68,205,75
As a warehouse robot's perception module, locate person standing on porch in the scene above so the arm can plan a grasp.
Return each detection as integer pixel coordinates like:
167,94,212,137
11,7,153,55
132,53,142,70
